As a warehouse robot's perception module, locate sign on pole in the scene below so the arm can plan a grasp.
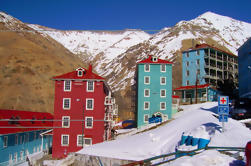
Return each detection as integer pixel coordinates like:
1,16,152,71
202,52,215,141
218,96,229,132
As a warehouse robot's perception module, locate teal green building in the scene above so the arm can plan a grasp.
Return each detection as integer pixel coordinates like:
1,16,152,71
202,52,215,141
136,55,172,127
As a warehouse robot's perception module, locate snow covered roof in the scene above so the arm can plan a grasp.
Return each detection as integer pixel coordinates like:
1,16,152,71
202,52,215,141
137,55,172,64
52,64,105,80
0,109,53,135
174,84,211,91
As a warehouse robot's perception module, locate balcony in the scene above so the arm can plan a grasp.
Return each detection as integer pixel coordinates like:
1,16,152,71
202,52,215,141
104,114,113,122
104,97,115,105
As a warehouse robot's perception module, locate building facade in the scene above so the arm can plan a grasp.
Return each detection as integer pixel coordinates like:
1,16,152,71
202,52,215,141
52,65,117,158
0,110,53,166
182,44,238,87
238,38,251,99
136,55,172,127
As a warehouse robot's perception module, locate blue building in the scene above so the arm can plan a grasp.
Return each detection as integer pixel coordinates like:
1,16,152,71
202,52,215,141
136,55,173,127
175,44,238,103
0,110,53,166
238,38,251,99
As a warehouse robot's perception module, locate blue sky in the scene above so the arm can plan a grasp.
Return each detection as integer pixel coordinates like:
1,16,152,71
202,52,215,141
1,0,251,32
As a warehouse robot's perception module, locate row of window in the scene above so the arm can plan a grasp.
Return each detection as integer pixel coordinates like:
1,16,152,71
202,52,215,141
144,76,166,85
61,134,92,147
3,133,40,148
186,69,200,77
186,59,200,67
64,80,94,92
9,146,43,164
144,89,166,98
62,116,93,128
143,102,166,110
185,50,200,58
63,98,94,110
144,64,167,72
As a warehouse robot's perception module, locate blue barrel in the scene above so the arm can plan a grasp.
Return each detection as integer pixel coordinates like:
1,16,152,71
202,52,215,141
180,134,188,145
198,138,210,149
192,137,199,146
186,136,192,146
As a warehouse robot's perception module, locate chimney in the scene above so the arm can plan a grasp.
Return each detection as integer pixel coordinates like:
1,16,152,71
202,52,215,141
88,64,92,73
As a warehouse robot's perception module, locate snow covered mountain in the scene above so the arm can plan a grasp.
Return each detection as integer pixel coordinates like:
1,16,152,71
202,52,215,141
28,12,251,92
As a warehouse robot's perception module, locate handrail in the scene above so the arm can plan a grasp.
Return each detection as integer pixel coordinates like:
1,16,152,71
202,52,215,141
122,146,245,166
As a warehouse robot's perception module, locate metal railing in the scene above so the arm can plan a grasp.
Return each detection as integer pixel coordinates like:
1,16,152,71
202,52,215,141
122,146,245,166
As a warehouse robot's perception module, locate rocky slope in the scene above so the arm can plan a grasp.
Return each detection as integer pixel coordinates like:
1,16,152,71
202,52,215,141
0,12,84,113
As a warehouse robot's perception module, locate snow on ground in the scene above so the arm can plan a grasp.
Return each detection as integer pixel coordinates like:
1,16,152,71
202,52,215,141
164,150,245,166
77,102,251,162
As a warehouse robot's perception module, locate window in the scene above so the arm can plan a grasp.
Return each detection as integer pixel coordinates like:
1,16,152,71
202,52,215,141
63,98,71,110
87,81,94,92
186,80,189,86
160,77,166,85
161,64,166,72
3,136,8,147
64,80,71,91
86,99,94,110
77,70,83,77
62,116,70,128
15,135,18,145
20,151,24,160
25,133,29,142
85,117,93,128
144,76,150,84
152,57,158,62
144,114,149,123
160,89,166,98
186,61,189,67
14,152,17,163
186,70,190,76
196,59,200,66
84,138,92,146
144,64,150,72
144,89,150,97
61,135,69,146
34,132,36,140
20,136,22,144
197,50,200,55
160,102,166,110
77,135,84,147
197,69,200,75
9,154,12,164
144,102,150,110
186,52,189,57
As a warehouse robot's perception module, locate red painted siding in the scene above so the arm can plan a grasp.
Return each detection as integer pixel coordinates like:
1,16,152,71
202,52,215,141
52,79,107,158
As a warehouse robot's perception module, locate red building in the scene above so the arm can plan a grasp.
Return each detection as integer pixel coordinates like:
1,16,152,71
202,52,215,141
52,65,116,158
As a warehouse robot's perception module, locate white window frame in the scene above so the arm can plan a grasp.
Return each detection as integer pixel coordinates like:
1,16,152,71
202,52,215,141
186,61,189,67
77,135,84,147
160,89,166,98
87,81,94,92
161,64,166,72
62,116,70,128
63,98,71,110
9,154,12,164
84,138,92,146
20,151,24,161
14,152,17,163
160,102,166,110
144,64,150,72
186,52,189,57
152,57,158,62
77,70,83,77
196,59,200,66
3,136,8,148
144,102,150,110
144,76,150,85
186,70,190,77
61,134,69,146
86,98,94,110
144,114,149,123
160,77,166,85
197,50,200,55
85,117,93,129
186,80,189,86
64,80,71,92
144,89,150,97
